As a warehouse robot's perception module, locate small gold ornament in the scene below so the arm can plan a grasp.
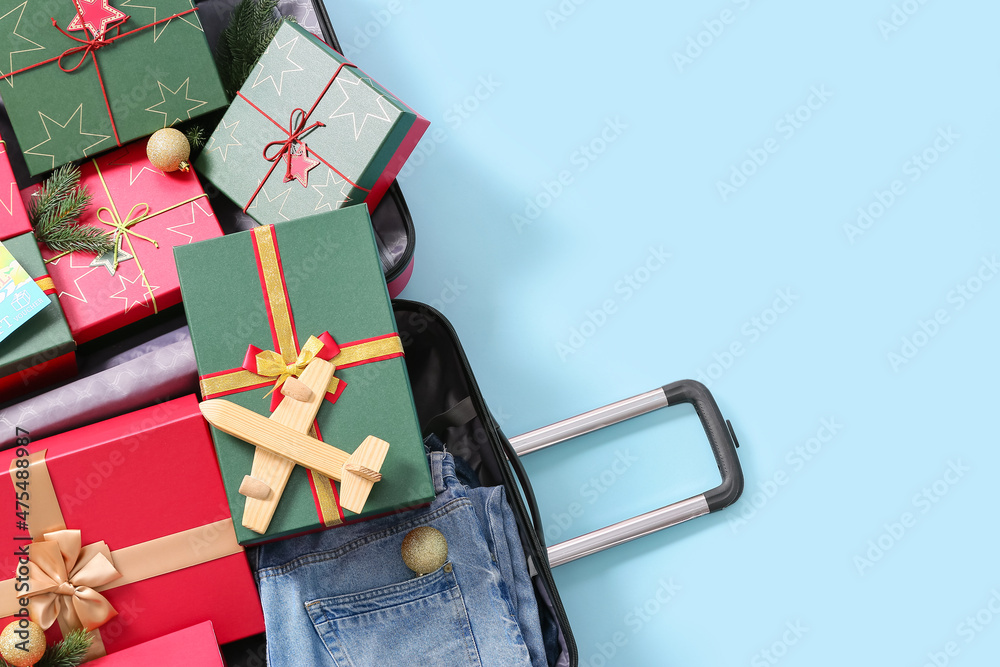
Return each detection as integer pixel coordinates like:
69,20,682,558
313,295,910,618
401,526,449,575
0,619,45,667
146,128,191,172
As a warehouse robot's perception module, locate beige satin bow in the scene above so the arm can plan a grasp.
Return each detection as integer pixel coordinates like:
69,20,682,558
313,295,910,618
25,530,123,632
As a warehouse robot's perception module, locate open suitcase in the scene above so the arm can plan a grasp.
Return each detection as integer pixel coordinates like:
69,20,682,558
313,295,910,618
0,2,746,665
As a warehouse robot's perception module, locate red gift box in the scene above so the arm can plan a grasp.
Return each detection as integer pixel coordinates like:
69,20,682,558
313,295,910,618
0,141,30,241
26,142,223,343
87,621,225,666
0,395,263,658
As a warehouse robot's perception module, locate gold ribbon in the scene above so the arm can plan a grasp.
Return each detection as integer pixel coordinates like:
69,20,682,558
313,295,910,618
44,159,210,314
34,276,55,293
0,452,244,658
25,531,121,632
254,335,329,397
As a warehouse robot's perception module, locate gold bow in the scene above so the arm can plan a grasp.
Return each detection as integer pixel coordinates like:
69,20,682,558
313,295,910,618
255,335,329,397
25,530,122,632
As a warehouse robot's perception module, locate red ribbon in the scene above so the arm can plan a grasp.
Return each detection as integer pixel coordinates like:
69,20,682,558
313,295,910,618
238,62,372,213
262,108,324,183
0,6,201,148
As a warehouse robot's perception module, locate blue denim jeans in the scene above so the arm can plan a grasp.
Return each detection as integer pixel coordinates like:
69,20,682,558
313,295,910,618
253,450,547,666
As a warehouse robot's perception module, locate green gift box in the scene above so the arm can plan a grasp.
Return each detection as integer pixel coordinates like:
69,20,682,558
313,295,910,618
0,233,76,402
175,205,434,545
196,21,428,224
0,0,227,176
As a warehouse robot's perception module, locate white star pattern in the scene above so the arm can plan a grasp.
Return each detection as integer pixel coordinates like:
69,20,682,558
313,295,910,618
165,200,212,244
311,171,352,211
107,144,164,186
0,181,16,216
205,119,241,162
252,35,303,95
110,270,159,313
327,75,392,140
50,252,100,304
247,186,294,222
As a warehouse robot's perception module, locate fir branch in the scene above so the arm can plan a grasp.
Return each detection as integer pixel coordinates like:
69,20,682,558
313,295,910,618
185,125,207,149
216,0,285,99
38,629,92,667
28,165,114,256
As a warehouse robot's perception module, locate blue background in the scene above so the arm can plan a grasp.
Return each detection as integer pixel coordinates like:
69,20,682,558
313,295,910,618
326,1,998,664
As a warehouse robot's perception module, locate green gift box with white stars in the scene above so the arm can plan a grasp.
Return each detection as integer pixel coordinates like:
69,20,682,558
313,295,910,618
196,21,428,224
0,0,226,177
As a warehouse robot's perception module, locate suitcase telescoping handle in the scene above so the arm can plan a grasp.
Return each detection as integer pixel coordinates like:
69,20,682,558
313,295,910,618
509,380,743,567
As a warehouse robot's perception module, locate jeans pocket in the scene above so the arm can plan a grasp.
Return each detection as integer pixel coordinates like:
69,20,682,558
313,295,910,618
305,564,483,667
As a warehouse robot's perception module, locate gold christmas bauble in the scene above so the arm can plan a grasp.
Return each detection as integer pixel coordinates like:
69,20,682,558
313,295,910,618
401,526,448,575
0,620,45,667
146,128,191,172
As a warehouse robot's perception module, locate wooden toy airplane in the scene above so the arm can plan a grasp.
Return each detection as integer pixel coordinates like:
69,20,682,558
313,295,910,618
199,357,389,534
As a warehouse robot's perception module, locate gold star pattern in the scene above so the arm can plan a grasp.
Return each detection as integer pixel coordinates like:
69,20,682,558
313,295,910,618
24,105,111,170
145,78,208,128
252,35,302,95
0,3,45,88
205,119,241,162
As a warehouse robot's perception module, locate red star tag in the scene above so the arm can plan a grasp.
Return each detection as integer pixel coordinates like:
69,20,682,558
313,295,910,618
285,142,321,187
68,0,128,39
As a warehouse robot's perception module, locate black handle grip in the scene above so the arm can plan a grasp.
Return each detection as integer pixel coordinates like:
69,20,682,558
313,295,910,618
662,380,744,511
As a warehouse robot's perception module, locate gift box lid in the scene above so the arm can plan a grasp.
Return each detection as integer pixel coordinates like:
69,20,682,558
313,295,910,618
197,20,427,223
0,395,264,654
87,621,224,666
175,205,435,545
0,0,228,176
0,232,74,378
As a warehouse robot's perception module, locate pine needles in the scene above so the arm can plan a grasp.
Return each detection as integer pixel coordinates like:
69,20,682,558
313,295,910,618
216,0,285,99
28,165,113,255
0,628,92,667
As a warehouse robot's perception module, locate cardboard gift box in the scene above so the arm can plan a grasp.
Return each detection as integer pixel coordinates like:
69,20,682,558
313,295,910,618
0,395,264,658
0,0,227,177
0,141,31,240
197,21,428,224
27,142,223,343
0,233,77,402
175,206,434,545
87,621,224,666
